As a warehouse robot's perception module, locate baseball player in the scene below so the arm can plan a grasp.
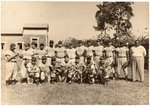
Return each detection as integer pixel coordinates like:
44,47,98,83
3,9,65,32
85,40,95,62
26,57,40,85
5,43,19,86
84,56,96,84
55,41,66,64
73,56,85,83
93,40,104,67
20,43,34,83
38,56,50,84
76,40,85,63
44,40,55,65
49,57,61,84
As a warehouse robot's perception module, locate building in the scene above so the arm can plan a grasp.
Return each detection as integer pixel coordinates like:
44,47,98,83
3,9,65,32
1,24,49,51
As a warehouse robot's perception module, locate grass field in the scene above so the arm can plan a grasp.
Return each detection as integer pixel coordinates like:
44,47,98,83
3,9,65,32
1,59,149,105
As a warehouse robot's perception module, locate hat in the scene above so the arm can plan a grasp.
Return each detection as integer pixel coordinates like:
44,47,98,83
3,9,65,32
10,43,16,48
87,56,91,60
41,56,47,60
31,57,36,61
49,40,54,43
24,43,30,47
51,57,56,61
58,41,62,44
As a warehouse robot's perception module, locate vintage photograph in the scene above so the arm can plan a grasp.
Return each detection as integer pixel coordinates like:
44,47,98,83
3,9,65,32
1,1,149,105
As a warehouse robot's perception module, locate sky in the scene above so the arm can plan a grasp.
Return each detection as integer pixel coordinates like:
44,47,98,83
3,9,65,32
1,1,149,42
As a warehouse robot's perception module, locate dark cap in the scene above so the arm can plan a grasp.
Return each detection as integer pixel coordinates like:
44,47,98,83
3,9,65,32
10,43,16,48
58,41,62,44
24,43,30,47
49,40,54,43
42,56,47,60
31,57,36,61
51,57,56,61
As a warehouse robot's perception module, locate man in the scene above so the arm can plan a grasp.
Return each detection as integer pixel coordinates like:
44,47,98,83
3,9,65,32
84,56,96,84
93,39,104,67
26,57,40,85
55,41,66,64
5,43,19,85
30,42,37,57
36,43,46,65
20,43,34,83
85,40,95,62
130,40,146,82
66,43,76,65
45,40,55,65
76,40,85,63
39,56,50,84
103,40,115,66
73,56,85,83
115,41,129,80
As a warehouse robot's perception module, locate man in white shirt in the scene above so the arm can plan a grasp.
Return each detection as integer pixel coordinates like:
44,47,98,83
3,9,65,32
130,40,146,82
55,41,66,64
76,41,85,63
5,43,19,85
44,40,55,65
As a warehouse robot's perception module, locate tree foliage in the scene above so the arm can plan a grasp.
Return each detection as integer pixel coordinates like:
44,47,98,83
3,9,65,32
94,2,134,41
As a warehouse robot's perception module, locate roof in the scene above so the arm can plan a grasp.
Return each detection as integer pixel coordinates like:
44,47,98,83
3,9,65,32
23,23,49,31
1,32,23,36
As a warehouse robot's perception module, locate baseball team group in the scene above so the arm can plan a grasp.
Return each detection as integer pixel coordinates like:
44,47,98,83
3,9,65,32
4,39,146,86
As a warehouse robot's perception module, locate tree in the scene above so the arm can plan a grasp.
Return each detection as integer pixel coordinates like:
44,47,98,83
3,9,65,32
94,2,134,44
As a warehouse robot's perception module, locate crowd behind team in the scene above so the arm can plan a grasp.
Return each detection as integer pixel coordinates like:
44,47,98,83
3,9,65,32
4,38,147,86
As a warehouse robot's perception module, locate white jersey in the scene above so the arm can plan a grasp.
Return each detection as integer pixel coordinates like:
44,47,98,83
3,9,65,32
76,45,85,56
55,47,66,58
5,50,17,62
104,46,115,57
94,45,104,56
36,49,46,59
21,49,35,60
67,48,76,59
85,46,95,56
44,46,55,57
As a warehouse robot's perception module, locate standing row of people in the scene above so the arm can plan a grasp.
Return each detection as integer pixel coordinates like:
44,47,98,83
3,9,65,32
4,39,146,85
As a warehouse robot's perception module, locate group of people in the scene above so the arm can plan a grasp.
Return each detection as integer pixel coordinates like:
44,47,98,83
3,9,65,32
4,39,146,86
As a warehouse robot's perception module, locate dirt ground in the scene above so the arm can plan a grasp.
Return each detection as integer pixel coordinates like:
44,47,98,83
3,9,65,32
1,59,149,105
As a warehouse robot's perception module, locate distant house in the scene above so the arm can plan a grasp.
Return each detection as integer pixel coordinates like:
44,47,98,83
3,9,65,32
1,24,49,50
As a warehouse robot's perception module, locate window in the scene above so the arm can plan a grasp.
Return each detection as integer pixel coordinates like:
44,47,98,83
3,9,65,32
31,37,39,48
1,43,5,50
17,43,23,49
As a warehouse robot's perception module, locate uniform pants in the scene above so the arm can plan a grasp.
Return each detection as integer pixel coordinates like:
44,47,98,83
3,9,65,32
57,58,64,64
131,57,144,82
106,57,113,66
5,62,18,80
20,60,29,78
93,55,101,67
116,57,128,77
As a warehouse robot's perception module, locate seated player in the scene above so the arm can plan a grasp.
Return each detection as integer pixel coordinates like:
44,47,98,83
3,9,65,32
84,56,96,84
49,57,61,84
38,56,50,84
73,56,85,83
26,57,40,85
98,56,115,85
61,55,74,84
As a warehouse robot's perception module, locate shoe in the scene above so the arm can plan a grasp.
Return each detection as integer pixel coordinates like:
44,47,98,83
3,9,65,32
125,76,128,80
68,80,72,84
6,80,10,86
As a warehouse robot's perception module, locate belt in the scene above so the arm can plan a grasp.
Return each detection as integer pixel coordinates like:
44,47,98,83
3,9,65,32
132,56,142,58
118,56,126,58
106,56,112,58
23,58,30,60
9,61,17,63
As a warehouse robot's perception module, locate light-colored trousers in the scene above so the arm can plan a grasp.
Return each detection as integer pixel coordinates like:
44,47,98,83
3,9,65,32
116,57,128,77
5,62,18,80
20,60,28,78
106,57,113,66
131,56,144,82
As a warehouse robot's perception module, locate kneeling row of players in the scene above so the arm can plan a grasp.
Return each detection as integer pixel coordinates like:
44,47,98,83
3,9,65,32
20,55,115,85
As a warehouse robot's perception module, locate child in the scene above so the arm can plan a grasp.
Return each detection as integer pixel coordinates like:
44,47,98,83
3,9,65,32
26,57,40,85
38,56,50,84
